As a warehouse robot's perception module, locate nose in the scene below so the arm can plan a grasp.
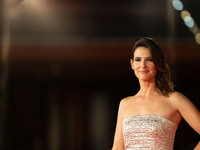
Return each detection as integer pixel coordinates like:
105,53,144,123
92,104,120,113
141,60,146,68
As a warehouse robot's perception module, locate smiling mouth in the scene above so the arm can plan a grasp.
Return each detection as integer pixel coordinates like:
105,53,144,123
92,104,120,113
139,70,149,74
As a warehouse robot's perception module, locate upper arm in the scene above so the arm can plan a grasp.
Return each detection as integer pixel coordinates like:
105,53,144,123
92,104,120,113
174,92,200,134
112,100,125,150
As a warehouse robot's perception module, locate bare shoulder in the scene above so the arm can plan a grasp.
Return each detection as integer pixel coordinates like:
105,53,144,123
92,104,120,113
169,92,200,135
119,95,136,111
120,95,135,106
169,91,189,103
169,91,197,110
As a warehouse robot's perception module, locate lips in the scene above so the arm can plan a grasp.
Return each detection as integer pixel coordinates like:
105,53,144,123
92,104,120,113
139,70,149,74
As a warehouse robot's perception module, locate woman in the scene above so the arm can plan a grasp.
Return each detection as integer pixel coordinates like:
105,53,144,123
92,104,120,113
112,37,200,150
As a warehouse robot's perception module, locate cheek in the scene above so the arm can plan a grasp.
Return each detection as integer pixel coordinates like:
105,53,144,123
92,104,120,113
132,64,139,70
149,63,156,69
151,65,157,73
151,65,156,69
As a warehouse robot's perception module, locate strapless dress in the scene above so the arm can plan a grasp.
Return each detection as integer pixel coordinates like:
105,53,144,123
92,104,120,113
123,114,177,150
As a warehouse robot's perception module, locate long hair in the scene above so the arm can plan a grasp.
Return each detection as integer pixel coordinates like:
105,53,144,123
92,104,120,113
132,37,174,96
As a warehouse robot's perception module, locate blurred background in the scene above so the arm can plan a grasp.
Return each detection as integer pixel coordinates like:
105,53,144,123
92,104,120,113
0,0,200,150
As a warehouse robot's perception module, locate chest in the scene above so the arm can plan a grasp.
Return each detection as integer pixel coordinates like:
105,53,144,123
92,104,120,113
123,98,177,120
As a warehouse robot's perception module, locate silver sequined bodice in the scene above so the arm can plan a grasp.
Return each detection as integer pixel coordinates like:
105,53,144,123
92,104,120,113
123,115,177,150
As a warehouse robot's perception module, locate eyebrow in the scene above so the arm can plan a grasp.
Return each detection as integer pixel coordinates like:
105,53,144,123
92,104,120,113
134,56,152,58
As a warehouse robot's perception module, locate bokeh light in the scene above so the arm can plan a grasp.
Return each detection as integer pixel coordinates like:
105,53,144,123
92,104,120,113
195,33,200,44
172,0,183,11
181,10,191,19
172,0,200,44
181,10,194,28
184,16,194,28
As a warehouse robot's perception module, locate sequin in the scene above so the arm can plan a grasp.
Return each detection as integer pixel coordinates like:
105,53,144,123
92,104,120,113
123,114,177,150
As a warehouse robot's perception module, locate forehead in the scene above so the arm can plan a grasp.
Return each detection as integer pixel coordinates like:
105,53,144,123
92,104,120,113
134,47,152,57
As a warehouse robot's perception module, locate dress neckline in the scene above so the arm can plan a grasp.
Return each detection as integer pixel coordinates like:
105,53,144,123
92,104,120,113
123,114,177,126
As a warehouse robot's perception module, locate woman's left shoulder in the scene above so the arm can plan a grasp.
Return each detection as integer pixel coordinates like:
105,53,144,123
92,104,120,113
168,91,191,105
169,91,186,98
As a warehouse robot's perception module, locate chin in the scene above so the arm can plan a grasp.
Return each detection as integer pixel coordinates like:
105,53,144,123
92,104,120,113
139,76,155,82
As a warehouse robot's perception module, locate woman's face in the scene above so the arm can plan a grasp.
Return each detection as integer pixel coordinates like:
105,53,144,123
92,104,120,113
131,47,157,82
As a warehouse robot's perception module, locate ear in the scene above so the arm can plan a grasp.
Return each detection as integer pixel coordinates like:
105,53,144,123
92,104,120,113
130,59,134,70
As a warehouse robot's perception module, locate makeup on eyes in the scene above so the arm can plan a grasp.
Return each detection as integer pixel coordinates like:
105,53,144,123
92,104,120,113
134,57,153,62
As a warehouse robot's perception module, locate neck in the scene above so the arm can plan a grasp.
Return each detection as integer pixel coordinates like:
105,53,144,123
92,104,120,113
137,79,158,97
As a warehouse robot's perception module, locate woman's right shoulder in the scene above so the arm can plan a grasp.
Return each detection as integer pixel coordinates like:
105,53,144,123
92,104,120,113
117,95,136,119
119,95,136,108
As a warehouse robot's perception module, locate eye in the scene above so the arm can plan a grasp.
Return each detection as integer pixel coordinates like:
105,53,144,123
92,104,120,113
134,58,141,62
146,58,153,62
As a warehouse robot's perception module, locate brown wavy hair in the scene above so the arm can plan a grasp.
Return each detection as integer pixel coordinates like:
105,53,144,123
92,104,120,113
132,37,174,96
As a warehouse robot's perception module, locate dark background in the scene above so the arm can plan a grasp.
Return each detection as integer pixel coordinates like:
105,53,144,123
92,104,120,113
0,0,200,150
